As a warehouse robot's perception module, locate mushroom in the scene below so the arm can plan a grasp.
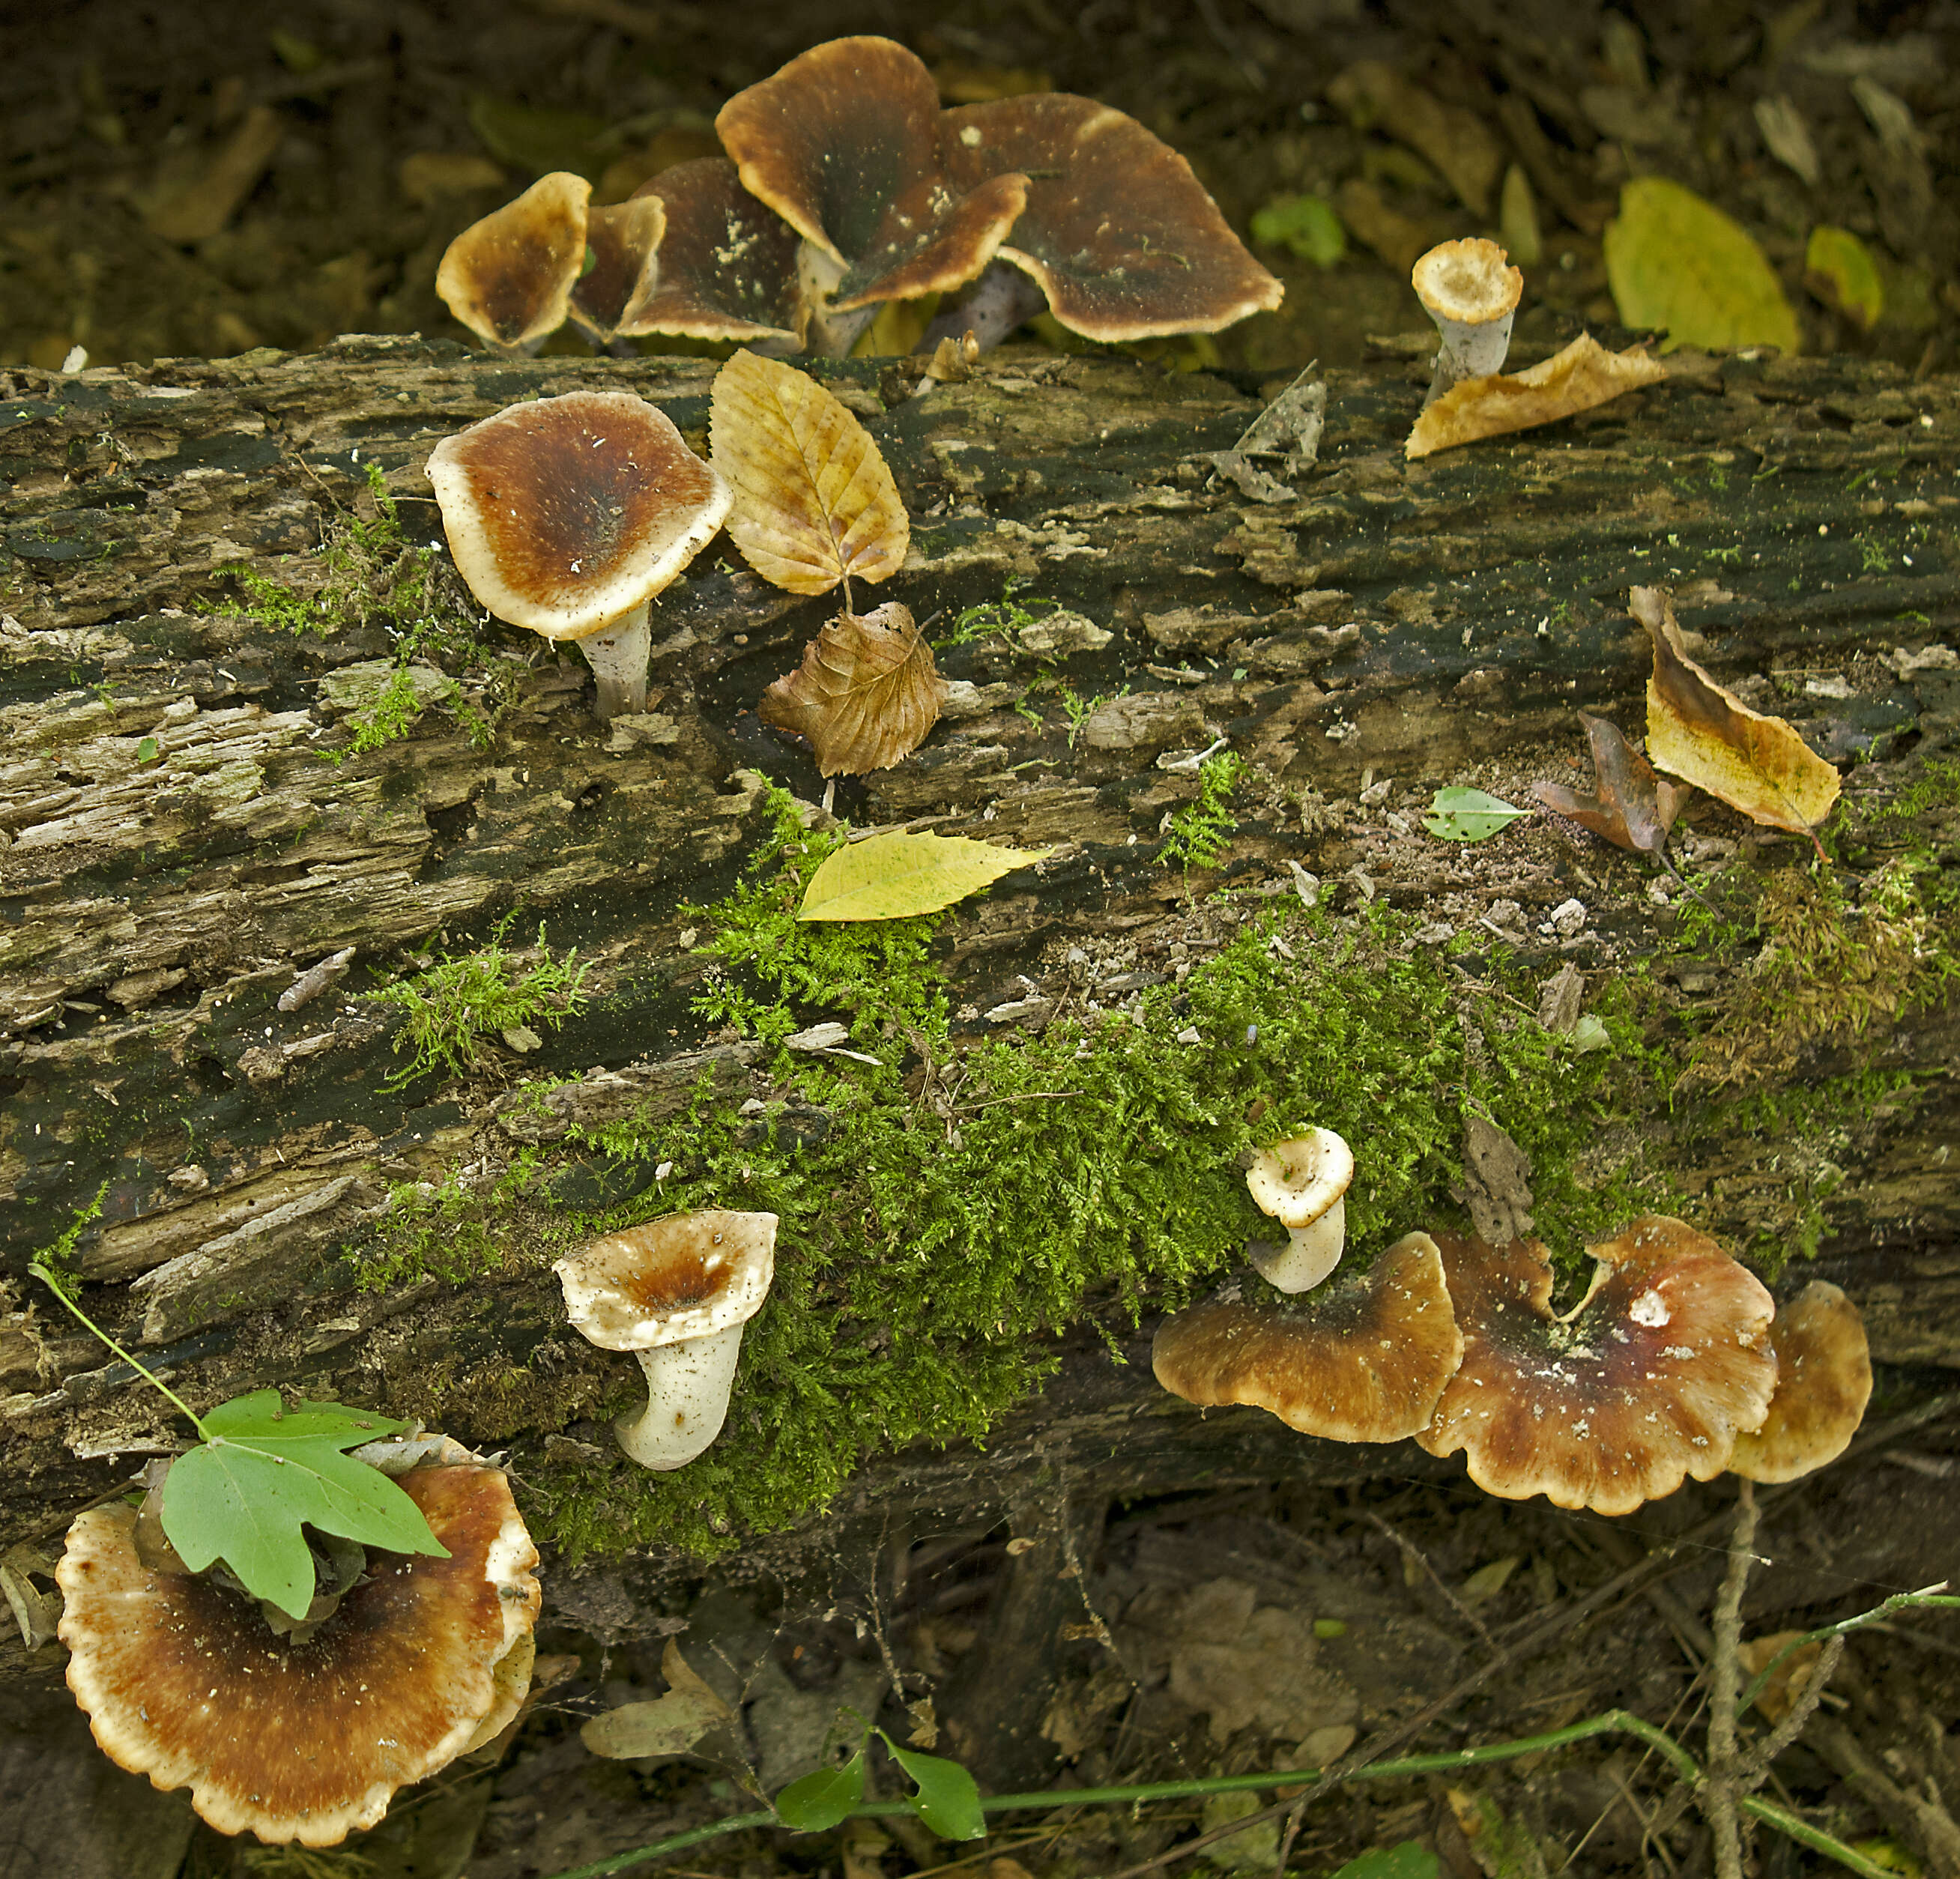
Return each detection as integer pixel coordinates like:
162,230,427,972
56,1462,540,1846
931,92,1283,348
1244,1128,1355,1292
1153,1230,1465,1443
1410,237,1523,404
426,390,731,720
554,1210,777,1470
1416,1215,1778,1516
714,36,1030,355
566,195,668,350
1728,1281,1872,1483
435,171,592,356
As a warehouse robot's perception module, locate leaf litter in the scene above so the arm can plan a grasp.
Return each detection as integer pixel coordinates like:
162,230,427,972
760,603,947,777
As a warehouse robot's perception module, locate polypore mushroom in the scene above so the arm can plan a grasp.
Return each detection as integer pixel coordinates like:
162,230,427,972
1153,1230,1465,1443
56,1462,540,1846
1728,1281,1872,1483
1244,1128,1355,1292
932,92,1283,348
426,390,731,719
1410,237,1522,404
620,159,808,348
435,171,592,355
1417,1215,1778,1516
566,194,668,349
554,1210,777,1470
715,36,1030,355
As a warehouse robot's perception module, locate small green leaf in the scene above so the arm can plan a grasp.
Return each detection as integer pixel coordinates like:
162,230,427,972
161,1391,447,1621
796,830,1051,922
774,1751,866,1832
1604,178,1800,354
1803,226,1884,332
1570,1013,1612,1054
1313,1616,1348,1639
1329,1844,1440,1879
1422,787,1531,842
881,1734,985,1841
136,736,160,765
1250,193,1347,266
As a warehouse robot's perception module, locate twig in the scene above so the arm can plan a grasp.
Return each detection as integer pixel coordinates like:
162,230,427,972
1737,1633,1845,1789
1703,1480,1760,1879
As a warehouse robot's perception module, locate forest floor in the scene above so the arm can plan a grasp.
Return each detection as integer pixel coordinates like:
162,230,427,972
3,2,1959,1876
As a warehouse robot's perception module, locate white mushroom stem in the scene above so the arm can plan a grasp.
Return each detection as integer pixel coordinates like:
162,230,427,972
1411,239,1523,406
1248,1201,1347,1293
922,261,1050,354
799,242,879,358
578,605,650,721
1424,309,1514,402
615,1322,748,1470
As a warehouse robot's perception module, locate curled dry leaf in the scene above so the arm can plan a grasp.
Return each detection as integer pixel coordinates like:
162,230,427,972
1532,711,1692,854
1405,332,1667,460
760,602,946,776
1634,586,1841,836
710,349,909,596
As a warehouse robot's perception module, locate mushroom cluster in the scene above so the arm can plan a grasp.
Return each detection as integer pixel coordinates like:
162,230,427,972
1155,1205,1872,1516
56,1448,540,1846
438,36,1280,359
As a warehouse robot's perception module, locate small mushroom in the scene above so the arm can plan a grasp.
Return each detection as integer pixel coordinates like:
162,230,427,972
1244,1128,1355,1292
934,92,1283,346
435,171,592,356
1153,1230,1465,1443
715,36,1030,355
56,1462,540,1846
566,195,668,349
426,390,731,720
1728,1281,1872,1483
554,1210,777,1470
1417,1215,1778,1516
1410,237,1523,404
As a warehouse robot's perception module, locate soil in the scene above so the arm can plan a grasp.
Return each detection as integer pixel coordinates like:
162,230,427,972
3,4,1959,1877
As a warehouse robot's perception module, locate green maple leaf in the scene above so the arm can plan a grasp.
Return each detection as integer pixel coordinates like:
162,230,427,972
161,1390,450,1620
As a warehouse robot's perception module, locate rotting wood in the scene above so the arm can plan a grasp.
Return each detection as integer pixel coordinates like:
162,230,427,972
1,334,1958,1680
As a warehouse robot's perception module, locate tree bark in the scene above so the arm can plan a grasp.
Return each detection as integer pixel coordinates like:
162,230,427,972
2,333,1957,1691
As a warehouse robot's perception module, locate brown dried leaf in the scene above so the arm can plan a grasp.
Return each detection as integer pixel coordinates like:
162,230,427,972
710,350,909,596
760,602,946,776
1636,586,1841,835
1405,332,1668,460
1532,711,1692,853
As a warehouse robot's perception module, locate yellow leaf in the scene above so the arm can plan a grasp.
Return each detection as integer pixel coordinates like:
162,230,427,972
1804,225,1884,331
710,350,909,596
798,829,1052,922
1636,587,1840,835
1406,332,1668,459
1604,178,1800,354
759,603,946,776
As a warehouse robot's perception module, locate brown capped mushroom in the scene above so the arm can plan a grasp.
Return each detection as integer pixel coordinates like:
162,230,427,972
554,1210,776,1470
566,195,668,348
1154,1230,1465,1443
1728,1281,1872,1482
435,171,592,356
56,1463,539,1847
715,36,1029,355
1244,1128,1355,1292
1410,237,1522,403
1417,1216,1778,1516
936,92,1283,345
426,390,731,720
621,159,808,348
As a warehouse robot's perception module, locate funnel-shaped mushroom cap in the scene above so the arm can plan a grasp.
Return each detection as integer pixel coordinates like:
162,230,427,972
1418,1216,1777,1516
621,160,807,345
716,37,1029,312
569,195,668,344
1247,1130,1354,1229
1728,1281,1872,1483
1154,1231,1464,1443
436,172,592,352
943,93,1283,341
554,1209,777,1351
427,390,731,643
56,1465,539,1847
1411,237,1522,328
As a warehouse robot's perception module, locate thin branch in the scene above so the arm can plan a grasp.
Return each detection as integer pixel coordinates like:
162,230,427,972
1703,1480,1760,1879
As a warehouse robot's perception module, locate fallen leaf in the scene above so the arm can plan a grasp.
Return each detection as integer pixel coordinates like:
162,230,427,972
710,351,909,598
1804,226,1885,331
579,1637,734,1759
1635,587,1841,836
797,829,1052,922
760,604,946,775
1405,333,1667,459
1603,177,1800,354
1531,711,1691,854
1422,786,1531,841
1250,193,1347,265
